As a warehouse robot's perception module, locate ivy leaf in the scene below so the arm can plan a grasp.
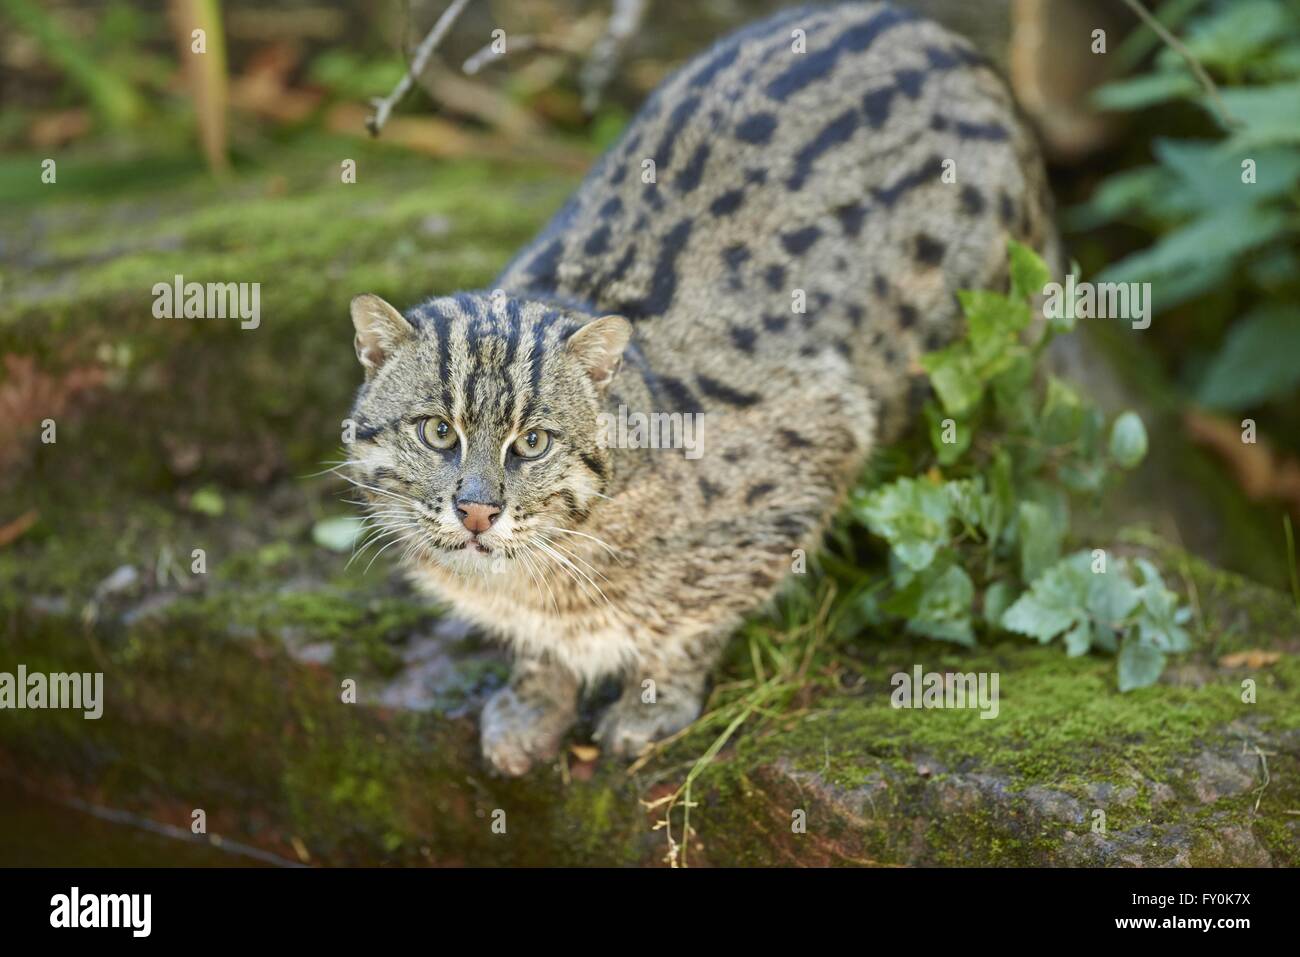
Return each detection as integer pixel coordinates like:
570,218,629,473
1017,501,1063,583
991,352,1037,429
921,347,982,417
924,401,970,465
1133,559,1193,652
904,564,976,647
1039,377,1087,446
944,478,995,537
857,477,951,571
1118,635,1166,692
1108,411,1148,469
1059,459,1108,495
1064,621,1093,658
1008,240,1051,302
1001,555,1091,643
961,289,1031,363
983,580,1016,627
1086,561,1142,651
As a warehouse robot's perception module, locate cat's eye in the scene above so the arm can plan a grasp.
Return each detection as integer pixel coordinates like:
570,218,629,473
417,417,457,451
511,429,551,459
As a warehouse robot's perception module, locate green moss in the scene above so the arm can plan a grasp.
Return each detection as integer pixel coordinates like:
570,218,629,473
665,532,1300,865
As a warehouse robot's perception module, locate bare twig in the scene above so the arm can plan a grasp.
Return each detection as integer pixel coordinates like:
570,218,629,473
367,0,473,136
1117,0,1240,128
579,0,647,114
463,33,536,75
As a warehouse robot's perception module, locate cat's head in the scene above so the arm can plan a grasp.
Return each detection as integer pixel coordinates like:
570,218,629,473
344,291,629,574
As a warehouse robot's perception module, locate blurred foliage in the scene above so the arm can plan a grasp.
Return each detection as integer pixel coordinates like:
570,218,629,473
1074,0,1300,426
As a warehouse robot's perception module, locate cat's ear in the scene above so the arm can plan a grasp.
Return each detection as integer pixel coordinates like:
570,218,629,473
351,294,413,377
566,315,631,391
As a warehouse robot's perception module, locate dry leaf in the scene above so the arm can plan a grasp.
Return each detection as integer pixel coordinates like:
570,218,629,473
1218,650,1283,669
0,510,38,548
1185,410,1300,519
569,744,600,763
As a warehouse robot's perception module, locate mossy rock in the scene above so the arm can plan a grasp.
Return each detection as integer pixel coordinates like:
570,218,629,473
3,510,1297,865
2,135,1297,866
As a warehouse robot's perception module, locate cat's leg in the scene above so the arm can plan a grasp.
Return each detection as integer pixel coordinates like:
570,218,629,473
594,631,727,758
480,650,580,776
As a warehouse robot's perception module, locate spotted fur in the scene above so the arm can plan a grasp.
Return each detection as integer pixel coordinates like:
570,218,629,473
346,1,1058,775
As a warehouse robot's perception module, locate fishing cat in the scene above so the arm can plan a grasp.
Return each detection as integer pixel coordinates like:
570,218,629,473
346,1,1057,775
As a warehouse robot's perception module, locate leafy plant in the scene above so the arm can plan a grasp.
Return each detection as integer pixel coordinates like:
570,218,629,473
841,241,1188,690
1075,0,1300,415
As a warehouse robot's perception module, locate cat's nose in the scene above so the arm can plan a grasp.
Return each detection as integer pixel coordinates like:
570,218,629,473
456,500,501,534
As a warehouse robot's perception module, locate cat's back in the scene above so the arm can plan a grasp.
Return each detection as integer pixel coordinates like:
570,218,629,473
498,2,1054,429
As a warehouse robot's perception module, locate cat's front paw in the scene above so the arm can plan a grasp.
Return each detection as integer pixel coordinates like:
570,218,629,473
480,684,575,776
595,692,703,759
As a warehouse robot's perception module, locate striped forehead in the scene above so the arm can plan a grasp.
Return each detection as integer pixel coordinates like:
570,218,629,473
412,296,577,426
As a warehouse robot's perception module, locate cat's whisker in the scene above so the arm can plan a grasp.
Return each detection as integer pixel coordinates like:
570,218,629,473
518,545,560,613
304,459,368,479
533,538,609,606
534,533,611,585
335,474,421,508
363,530,420,574
530,544,587,605
348,521,420,568
536,525,621,559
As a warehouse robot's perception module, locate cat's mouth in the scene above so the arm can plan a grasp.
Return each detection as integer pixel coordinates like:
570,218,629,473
461,537,491,555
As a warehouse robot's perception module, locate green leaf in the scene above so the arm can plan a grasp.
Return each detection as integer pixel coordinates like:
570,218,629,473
988,352,1037,433
1108,412,1148,469
961,288,1033,350
1118,635,1166,692
1017,501,1063,584
189,485,226,517
921,347,983,418
1001,555,1091,643
1183,0,1290,73
1039,377,1087,446
312,515,364,552
983,580,1015,627
1058,459,1108,495
1063,621,1093,658
1156,139,1300,211
1133,559,1193,652
1093,70,1199,111
1099,204,1288,286
1086,566,1141,630
905,564,976,647
1008,240,1051,302
944,478,995,536
989,450,1015,514
1213,81,1300,146
1067,165,1167,229
857,477,951,571
924,402,970,465
1197,306,1300,410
